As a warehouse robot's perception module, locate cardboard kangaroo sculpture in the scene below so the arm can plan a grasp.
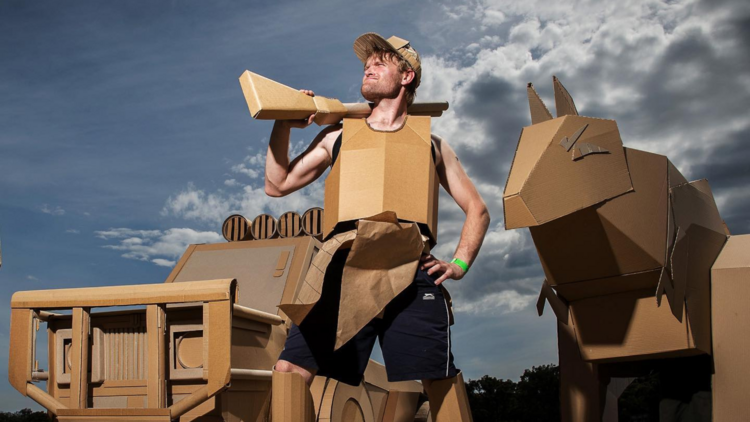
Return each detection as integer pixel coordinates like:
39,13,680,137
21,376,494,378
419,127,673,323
504,77,750,421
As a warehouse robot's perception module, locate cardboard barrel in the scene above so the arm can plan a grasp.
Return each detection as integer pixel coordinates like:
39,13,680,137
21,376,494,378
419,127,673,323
278,211,303,238
222,214,253,242
251,214,278,240
302,207,324,238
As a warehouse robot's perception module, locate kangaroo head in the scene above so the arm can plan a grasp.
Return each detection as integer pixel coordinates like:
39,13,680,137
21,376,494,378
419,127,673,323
503,77,633,230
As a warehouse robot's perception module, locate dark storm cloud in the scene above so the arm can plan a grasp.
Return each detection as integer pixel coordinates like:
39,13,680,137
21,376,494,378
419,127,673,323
451,74,529,185
684,126,750,233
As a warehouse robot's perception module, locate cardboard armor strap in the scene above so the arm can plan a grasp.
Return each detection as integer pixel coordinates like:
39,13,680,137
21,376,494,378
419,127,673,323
323,116,440,246
279,212,453,350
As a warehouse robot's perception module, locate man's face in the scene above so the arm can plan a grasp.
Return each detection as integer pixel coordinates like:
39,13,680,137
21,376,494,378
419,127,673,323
360,54,404,102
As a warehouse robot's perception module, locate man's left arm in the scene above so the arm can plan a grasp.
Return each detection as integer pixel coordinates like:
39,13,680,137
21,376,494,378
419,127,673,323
421,134,491,285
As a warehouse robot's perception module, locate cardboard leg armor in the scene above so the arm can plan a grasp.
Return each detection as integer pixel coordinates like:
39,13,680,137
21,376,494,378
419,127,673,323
271,370,315,422
423,372,474,422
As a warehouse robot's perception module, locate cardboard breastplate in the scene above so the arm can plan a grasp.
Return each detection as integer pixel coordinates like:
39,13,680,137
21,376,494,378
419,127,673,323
324,116,439,245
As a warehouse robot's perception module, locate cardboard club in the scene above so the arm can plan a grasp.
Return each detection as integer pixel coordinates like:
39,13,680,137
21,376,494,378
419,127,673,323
238,70,449,125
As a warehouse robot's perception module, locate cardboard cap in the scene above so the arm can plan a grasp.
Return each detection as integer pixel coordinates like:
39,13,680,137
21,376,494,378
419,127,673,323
354,33,422,88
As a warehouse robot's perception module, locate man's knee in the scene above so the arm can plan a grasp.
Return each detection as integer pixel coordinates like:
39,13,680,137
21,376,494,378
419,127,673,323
274,359,316,385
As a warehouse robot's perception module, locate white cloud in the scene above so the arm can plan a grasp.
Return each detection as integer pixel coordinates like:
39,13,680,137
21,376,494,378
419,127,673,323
65,229,80,234
162,141,325,226
98,228,222,265
26,275,38,281
454,289,537,315
95,228,162,240
152,258,177,267
40,204,65,215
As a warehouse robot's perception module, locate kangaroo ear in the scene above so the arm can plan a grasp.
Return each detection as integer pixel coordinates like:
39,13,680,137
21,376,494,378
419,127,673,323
553,76,579,117
527,83,553,124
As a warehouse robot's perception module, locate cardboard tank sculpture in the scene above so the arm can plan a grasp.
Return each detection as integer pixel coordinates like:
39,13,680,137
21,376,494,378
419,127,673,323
503,76,750,421
8,208,436,422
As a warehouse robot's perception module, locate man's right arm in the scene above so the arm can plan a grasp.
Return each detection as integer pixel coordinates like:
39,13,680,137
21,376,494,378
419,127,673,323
264,117,341,197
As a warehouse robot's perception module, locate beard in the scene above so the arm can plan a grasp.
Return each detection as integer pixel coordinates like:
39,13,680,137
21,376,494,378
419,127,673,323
360,73,401,102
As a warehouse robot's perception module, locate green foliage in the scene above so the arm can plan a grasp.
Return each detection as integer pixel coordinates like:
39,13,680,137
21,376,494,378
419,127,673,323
618,372,661,422
465,364,560,422
0,409,49,422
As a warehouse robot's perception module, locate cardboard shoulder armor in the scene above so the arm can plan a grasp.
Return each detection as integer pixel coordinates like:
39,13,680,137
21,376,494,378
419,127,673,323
324,116,440,245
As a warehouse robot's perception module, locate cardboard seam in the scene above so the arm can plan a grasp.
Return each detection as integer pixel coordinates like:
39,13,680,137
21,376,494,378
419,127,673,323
554,267,664,293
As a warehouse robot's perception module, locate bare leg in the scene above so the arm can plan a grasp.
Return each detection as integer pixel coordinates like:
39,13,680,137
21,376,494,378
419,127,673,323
274,359,317,385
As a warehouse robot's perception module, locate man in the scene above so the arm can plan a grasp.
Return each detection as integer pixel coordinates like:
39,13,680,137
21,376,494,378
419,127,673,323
265,33,489,420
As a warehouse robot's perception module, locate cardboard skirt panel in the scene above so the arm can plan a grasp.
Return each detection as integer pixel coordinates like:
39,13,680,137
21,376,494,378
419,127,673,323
279,253,456,385
279,211,452,351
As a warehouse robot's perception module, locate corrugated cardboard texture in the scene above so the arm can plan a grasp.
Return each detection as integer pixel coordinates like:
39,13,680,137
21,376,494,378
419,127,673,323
557,320,605,422
526,83,553,125
278,211,303,238
302,207,324,238
222,214,252,242
555,270,661,302
570,288,707,362
166,237,319,316
239,71,318,120
318,379,375,422
660,179,727,349
280,215,424,350
423,372,473,422
553,76,579,117
530,148,667,287
271,370,315,422
503,115,632,229
11,279,235,309
324,116,439,244
8,308,33,394
711,234,750,421
313,96,348,126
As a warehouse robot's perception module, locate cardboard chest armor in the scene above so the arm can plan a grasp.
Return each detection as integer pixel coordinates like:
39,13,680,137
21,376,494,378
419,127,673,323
323,115,440,246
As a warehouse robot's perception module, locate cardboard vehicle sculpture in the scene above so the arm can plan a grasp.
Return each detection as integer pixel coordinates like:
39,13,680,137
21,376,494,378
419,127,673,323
504,77,749,421
7,208,431,422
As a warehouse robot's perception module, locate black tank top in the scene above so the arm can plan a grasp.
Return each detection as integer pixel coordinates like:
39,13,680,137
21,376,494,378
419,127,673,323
330,133,437,167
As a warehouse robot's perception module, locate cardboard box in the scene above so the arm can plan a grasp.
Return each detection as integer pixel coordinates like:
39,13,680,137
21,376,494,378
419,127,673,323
711,234,750,421
324,117,439,245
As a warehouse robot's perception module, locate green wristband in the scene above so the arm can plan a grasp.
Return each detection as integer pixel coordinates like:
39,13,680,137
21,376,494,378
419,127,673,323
450,258,469,273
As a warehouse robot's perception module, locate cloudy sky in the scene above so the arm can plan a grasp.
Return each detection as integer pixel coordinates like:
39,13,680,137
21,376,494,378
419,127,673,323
1,0,749,410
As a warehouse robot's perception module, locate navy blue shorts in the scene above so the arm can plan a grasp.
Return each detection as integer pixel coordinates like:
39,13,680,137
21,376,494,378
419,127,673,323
278,249,457,386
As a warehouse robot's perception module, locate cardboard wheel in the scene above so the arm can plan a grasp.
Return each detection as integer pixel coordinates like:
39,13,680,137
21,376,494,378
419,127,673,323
318,379,375,422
